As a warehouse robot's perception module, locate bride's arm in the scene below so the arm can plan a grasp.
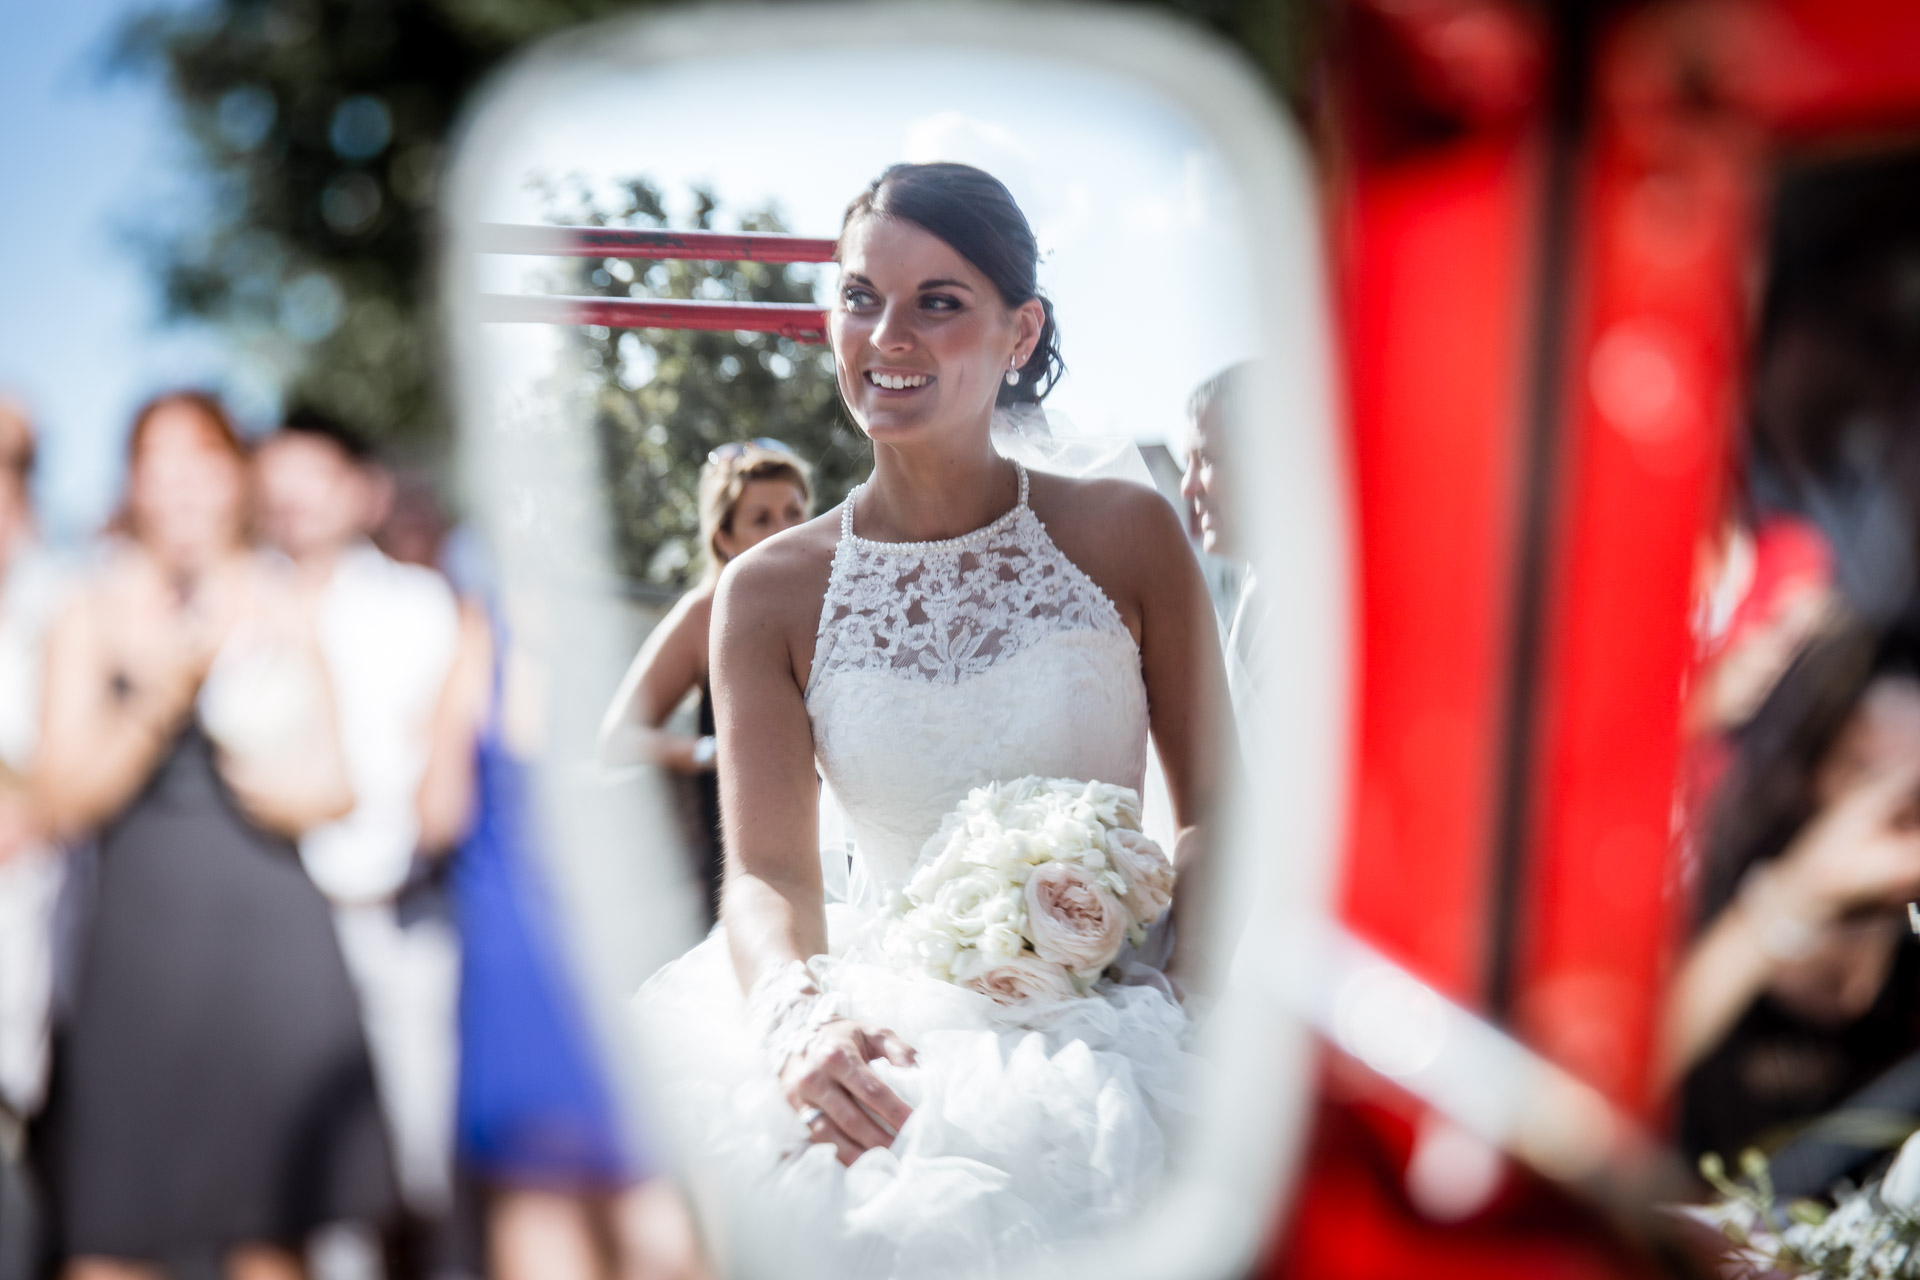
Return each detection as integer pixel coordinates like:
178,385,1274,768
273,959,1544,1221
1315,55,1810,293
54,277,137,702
710,544,828,981
710,533,915,1164
1121,486,1238,984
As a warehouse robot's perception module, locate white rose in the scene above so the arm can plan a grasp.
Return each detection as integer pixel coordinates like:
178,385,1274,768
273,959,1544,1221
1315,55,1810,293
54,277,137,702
967,828,1036,877
1106,829,1176,927
929,867,1019,943
886,905,962,979
906,817,975,902
1074,780,1141,832
1044,809,1105,859
961,951,1079,1005
1023,860,1129,975
977,920,1026,964
948,946,988,985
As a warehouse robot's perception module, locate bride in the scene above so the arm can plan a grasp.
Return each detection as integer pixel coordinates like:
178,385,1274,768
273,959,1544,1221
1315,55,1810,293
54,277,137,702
631,162,1232,1277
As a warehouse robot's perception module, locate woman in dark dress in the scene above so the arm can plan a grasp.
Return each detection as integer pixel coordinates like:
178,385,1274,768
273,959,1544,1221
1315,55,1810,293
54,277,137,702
598,442,811,921
33,392,394,1280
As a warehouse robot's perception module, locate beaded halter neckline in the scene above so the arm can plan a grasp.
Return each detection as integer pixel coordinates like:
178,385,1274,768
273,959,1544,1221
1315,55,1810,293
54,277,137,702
839,463,1030,554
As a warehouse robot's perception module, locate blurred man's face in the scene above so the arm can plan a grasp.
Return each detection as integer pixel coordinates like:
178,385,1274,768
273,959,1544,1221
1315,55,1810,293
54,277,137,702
1180,404,1235,557
255,433,375,561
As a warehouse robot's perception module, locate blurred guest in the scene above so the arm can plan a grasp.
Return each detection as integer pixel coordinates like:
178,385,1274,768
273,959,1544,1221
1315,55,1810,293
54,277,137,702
419,604,701,1280
0,399,65,1123
376,472,455,576
598,441,811,920
1181,364,1268,708
376,473,492,609
254,412,463,1235
1181,367,1243,561
1662,618,1920,1162
35,391,394,1280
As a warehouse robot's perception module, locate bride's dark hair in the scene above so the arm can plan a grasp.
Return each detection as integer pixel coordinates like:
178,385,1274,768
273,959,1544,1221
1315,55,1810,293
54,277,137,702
839,163,1064,407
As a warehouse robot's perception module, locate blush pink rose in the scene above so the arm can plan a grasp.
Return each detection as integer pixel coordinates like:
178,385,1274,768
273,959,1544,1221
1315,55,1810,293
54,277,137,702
961,951,1078,1005
1106,829,1176,927
1023,861,1129,974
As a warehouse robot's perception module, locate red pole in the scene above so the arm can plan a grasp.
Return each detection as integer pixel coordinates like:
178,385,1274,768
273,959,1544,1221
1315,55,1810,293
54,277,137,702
477,223,838,264
478,293,829,343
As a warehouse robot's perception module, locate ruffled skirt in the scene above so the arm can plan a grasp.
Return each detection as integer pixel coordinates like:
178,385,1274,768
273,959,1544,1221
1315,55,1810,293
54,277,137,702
631,904,1197,1279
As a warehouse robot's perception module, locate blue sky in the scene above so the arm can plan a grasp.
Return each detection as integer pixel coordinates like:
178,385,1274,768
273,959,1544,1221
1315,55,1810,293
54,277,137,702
0,0,235,541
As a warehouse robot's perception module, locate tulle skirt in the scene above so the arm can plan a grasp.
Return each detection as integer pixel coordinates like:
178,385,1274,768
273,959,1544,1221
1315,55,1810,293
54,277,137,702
631,904,1197,1279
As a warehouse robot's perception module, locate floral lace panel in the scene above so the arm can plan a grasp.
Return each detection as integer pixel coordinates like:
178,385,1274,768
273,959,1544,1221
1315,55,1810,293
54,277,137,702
810,507,1129,692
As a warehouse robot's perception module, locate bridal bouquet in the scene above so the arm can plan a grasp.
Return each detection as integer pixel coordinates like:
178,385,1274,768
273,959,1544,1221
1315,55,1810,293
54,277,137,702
882,776,1175,1005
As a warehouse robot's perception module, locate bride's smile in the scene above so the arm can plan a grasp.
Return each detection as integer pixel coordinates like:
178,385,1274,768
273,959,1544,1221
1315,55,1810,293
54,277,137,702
830,215,1037,444
862,370,931,391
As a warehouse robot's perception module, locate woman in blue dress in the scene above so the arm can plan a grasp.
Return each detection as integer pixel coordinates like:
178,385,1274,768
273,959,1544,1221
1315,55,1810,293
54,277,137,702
418,604,702,1280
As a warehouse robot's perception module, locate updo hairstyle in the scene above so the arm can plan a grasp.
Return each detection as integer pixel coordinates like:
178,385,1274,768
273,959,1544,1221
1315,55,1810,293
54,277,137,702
838,163,1064,407
697,442,812,581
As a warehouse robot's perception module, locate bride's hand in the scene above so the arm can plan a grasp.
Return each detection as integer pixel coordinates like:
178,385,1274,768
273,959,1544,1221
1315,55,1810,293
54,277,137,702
780,1019,916,1166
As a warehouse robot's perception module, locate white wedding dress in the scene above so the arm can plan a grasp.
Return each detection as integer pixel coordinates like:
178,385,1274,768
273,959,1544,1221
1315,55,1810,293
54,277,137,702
633,464,1197,1278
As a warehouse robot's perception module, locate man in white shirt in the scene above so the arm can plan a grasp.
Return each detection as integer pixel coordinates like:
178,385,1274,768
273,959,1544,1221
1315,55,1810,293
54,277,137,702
256,410,462,1229
1181,363,1270,710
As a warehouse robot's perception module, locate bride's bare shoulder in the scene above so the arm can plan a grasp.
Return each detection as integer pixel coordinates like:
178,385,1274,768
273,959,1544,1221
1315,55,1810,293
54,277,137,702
1026,471,1187,559
1025,471,1199,630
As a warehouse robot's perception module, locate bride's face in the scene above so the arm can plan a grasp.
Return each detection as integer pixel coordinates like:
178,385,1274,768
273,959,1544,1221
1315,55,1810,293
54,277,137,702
830,215,1035,445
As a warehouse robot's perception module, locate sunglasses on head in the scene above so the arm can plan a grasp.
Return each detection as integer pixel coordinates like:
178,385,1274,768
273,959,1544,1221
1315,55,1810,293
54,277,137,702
708,438,790,465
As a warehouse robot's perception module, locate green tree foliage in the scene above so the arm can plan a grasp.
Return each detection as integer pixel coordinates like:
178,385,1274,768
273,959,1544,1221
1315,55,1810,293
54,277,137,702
534,177,865,587
112,0,653,457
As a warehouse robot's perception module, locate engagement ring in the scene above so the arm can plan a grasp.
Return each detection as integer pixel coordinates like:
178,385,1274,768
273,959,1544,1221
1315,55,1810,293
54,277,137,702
797,1106,825,1130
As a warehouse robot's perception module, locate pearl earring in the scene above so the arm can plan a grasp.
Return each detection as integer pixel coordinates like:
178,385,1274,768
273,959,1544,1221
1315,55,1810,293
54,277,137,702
1005,362,1020,387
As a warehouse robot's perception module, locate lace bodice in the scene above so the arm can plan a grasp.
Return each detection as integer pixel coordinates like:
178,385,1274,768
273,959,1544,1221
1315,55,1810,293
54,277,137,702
806,464,1149,897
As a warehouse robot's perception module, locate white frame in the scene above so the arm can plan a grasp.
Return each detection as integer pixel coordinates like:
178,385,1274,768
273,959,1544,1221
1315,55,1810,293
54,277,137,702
441,6,1350,1277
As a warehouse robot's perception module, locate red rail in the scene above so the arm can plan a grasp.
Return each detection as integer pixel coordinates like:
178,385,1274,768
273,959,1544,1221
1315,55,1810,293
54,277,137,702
477,223,838,264
478,293,829,343
477,223,834,341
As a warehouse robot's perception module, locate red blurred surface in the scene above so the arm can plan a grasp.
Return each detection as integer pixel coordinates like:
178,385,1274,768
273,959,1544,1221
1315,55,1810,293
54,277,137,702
1332,0,1544,1012
1511,7,1760,1121
1272,1,1920,1275
1272,1084,1648,1280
